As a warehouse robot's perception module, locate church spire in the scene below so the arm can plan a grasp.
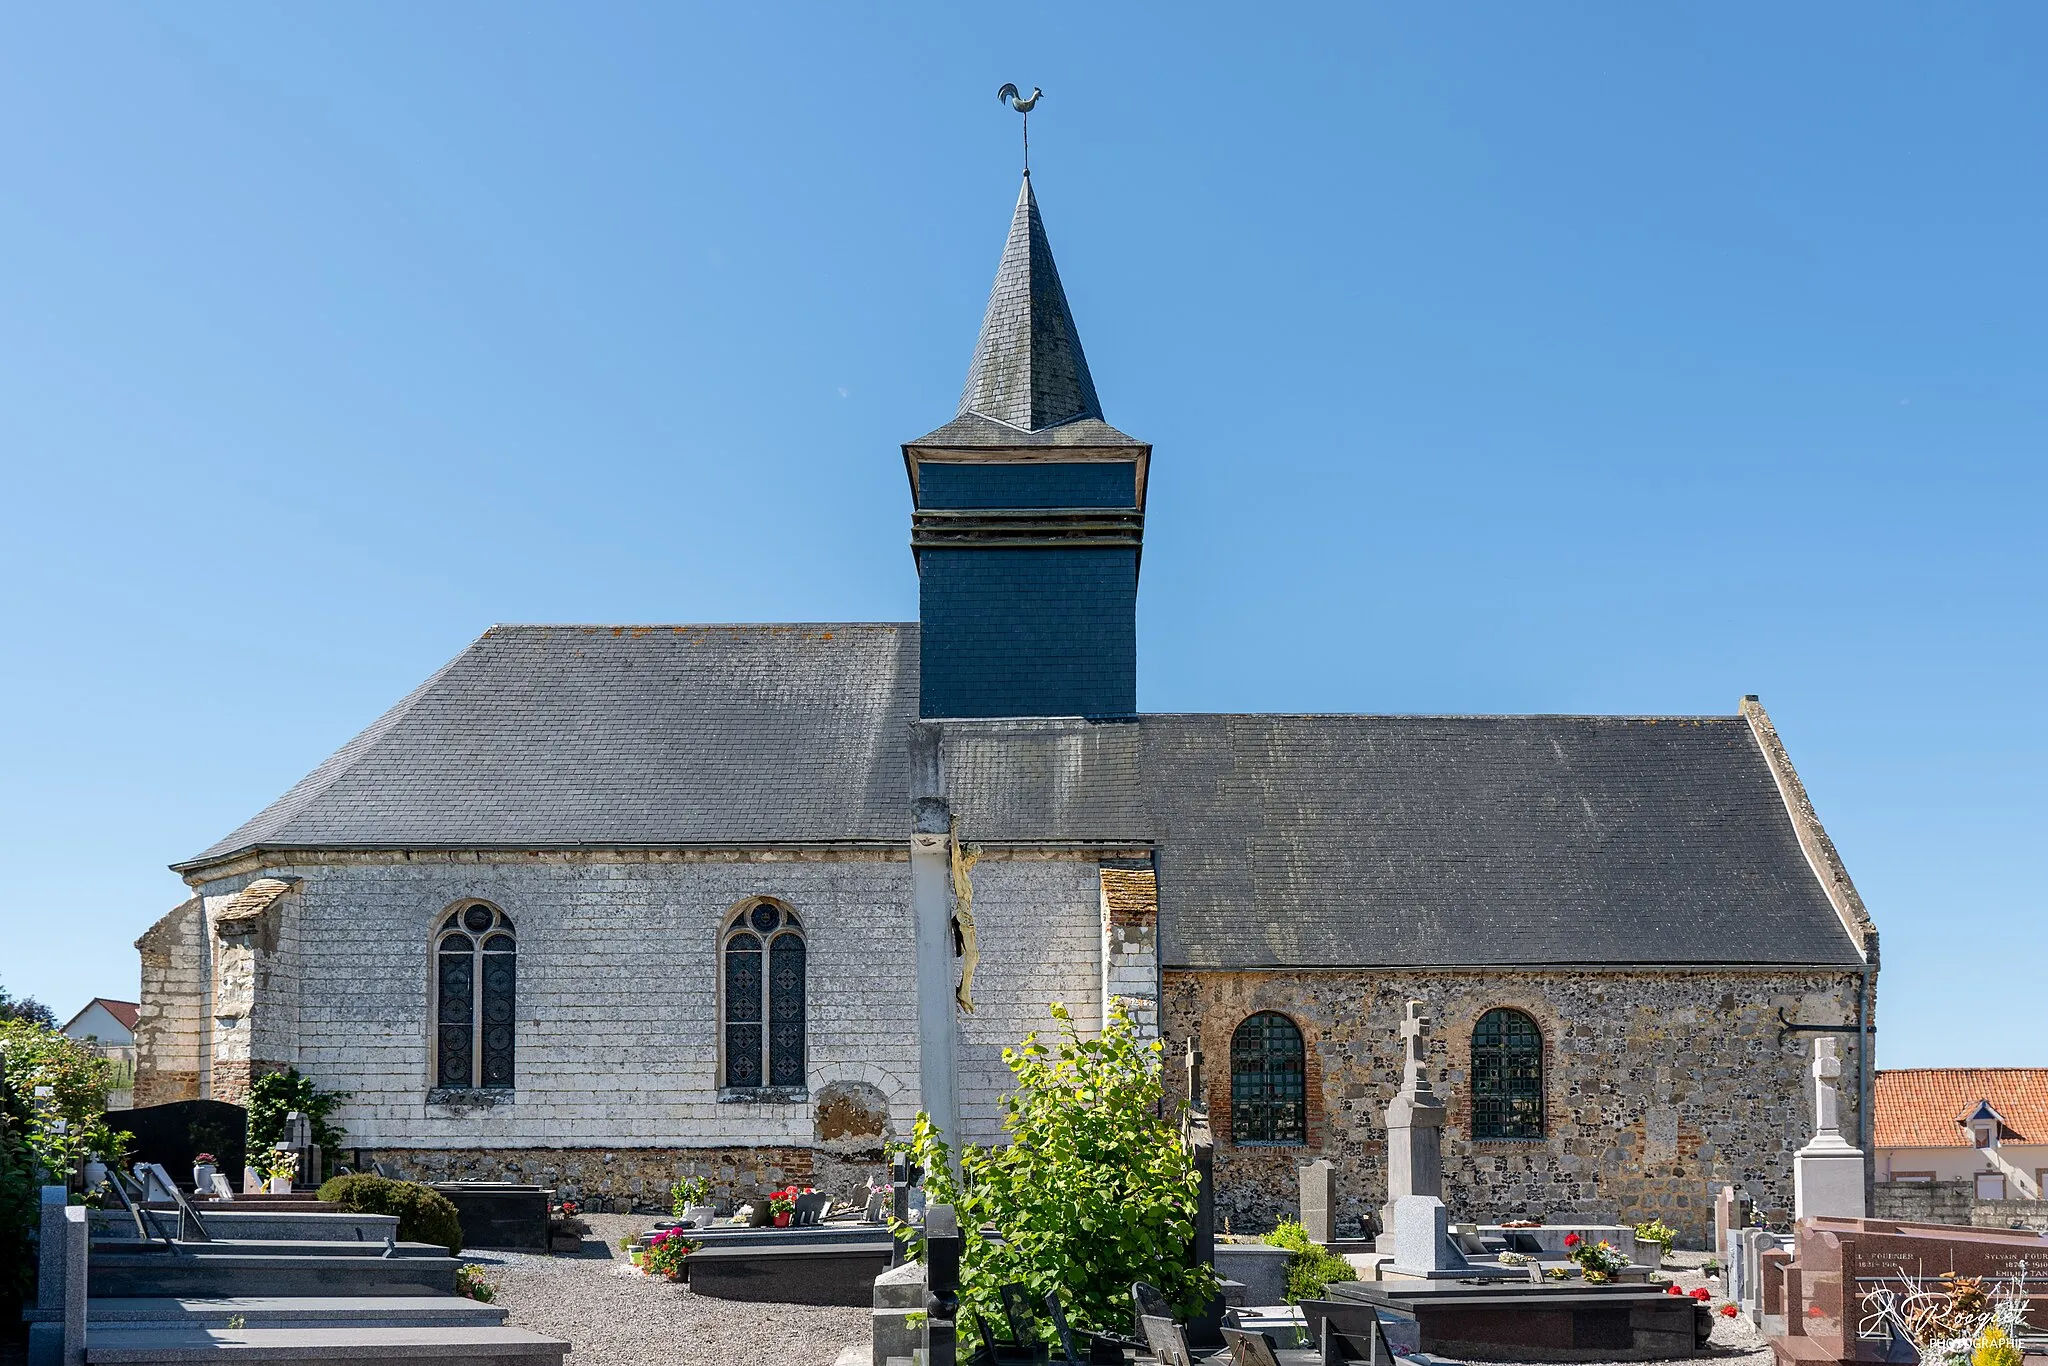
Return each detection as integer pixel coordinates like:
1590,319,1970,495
956,175,1103,432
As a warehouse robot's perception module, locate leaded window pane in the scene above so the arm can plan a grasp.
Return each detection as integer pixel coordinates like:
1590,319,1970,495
482,933,515,952
436,952,473,1087
768,934,806,1087
750,903,780,933
463,905,494,933
725,933,764,1089
1472,1008,1544,1139
1230,1012,1306,1144
480,951,516,1089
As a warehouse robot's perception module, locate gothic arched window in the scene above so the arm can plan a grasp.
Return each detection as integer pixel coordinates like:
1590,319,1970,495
435,903,515,1090
1471,1008,1544,1138
1230,1012,1306,1145
723,901,805,1091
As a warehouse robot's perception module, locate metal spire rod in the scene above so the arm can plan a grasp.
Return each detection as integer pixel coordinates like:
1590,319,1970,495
997,83,1042,175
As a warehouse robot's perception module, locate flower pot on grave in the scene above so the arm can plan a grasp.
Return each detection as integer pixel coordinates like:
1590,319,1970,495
192,1164,216,1193
84,1160,108,1189
269,1176,292,1194
773,1212,791,1227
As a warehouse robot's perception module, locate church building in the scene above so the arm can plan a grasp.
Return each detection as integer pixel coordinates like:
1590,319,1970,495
133,173,1876,1243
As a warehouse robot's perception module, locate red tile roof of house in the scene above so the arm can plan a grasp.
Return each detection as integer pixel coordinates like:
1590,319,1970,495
98,999,140,1031
1875,1068,2048,1149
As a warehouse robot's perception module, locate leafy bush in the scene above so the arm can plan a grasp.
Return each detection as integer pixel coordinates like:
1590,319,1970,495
669,1175,713,1216
317,1174,463,1253
894,1001,1216,1351
248,1069,349,1172
1266,1219,1358,1302
0,1017,134,1317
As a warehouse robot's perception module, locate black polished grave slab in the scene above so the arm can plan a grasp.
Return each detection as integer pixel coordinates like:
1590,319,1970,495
1315,1279,1712,1362
429,1182,549,1252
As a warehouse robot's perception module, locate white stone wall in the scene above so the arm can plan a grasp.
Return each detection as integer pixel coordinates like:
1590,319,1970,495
133,896,208,1105
180,849,1107,1152
954,857,1107,1139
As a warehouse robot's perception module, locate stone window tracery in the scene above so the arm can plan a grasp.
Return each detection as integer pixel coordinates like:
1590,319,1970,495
1471,1007,1543,1138
723,901,805,1092
434,903,515,1090
1229,1011,1305,1145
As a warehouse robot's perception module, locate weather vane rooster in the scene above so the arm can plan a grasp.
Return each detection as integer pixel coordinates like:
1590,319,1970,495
997,83,1042,174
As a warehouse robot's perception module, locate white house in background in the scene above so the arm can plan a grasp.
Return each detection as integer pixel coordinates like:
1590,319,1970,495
61,997,139,1110
1875,1067,2048,1200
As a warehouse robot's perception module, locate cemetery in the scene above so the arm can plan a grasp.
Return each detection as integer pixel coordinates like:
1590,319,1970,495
2,48,2034,1366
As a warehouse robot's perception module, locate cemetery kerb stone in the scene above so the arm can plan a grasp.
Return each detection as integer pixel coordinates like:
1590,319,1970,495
1766,1218,2048,1366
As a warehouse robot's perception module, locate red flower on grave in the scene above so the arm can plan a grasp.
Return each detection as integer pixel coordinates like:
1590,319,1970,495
1808,1305,1826,1317
1564,1234,1581,1248
1691,1289,1711,1302
1719,1305,1739,1318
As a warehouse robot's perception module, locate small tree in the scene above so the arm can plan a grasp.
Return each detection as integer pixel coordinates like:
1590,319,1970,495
247,1068,349,1172
896,1001,1215,1350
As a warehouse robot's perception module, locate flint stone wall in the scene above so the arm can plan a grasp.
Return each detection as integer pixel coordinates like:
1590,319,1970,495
364,1144,885,1211
1165,967,1869,1246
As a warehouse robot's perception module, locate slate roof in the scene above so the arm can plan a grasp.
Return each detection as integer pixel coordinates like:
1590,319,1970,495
910,175,1140,449
184,626,1864,970
942,713,1864,969
1876,1069,2048,1149
182,624,919,864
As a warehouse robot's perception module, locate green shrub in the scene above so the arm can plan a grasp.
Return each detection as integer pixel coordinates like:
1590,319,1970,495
1267,1219,1358,1302
1,1016,135,1318
894,1001,1217,1352
317,1174,463,1253
248,1069,349,1173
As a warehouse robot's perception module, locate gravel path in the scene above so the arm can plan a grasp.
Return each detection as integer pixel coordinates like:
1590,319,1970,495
461,1214,868,1366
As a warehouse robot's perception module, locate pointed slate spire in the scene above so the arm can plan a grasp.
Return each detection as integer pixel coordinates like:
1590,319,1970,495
956,175,1104,432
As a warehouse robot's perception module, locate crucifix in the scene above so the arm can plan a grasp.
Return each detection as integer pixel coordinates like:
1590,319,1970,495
1811,1037,1843,1138
1400,1001,1436,1097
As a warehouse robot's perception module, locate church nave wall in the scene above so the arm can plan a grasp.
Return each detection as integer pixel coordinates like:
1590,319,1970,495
189,854,928,1151
1164,965,1869,1247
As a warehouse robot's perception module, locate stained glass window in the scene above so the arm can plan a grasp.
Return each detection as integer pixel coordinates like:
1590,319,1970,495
1471,1008,1543,1138
723,902,805,1091
434,905,514,1090
1230,1012,1306,1144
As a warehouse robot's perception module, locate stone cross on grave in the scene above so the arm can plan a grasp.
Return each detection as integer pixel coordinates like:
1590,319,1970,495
1793,1036,1865,1221
1184,1038,1205,1114
1400,1002,1436,1098
1811,1038,1843,1138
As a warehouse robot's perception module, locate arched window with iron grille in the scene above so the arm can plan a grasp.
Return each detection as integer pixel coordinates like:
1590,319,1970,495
434,903,516,1090
723,901,805,1091
1229,1011,1306,1144
1471,1008,1544,1138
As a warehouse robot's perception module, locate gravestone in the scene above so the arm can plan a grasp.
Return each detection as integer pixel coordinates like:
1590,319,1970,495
1386,1195,1471,1279
923,1203,961,1366
1377,1001,1446,1254
1299,1158,1335,1246
281,1110,321,1188
1793,1039,1866,1221
1764,1216,2048,1366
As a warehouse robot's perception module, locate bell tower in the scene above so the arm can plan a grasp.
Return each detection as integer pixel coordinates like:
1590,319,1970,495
904,174,1149,719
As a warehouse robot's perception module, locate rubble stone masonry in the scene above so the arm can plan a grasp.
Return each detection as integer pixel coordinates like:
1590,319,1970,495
1165,966,1869,1246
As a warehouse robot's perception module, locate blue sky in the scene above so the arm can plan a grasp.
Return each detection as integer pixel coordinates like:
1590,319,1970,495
1,5,2040,1067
